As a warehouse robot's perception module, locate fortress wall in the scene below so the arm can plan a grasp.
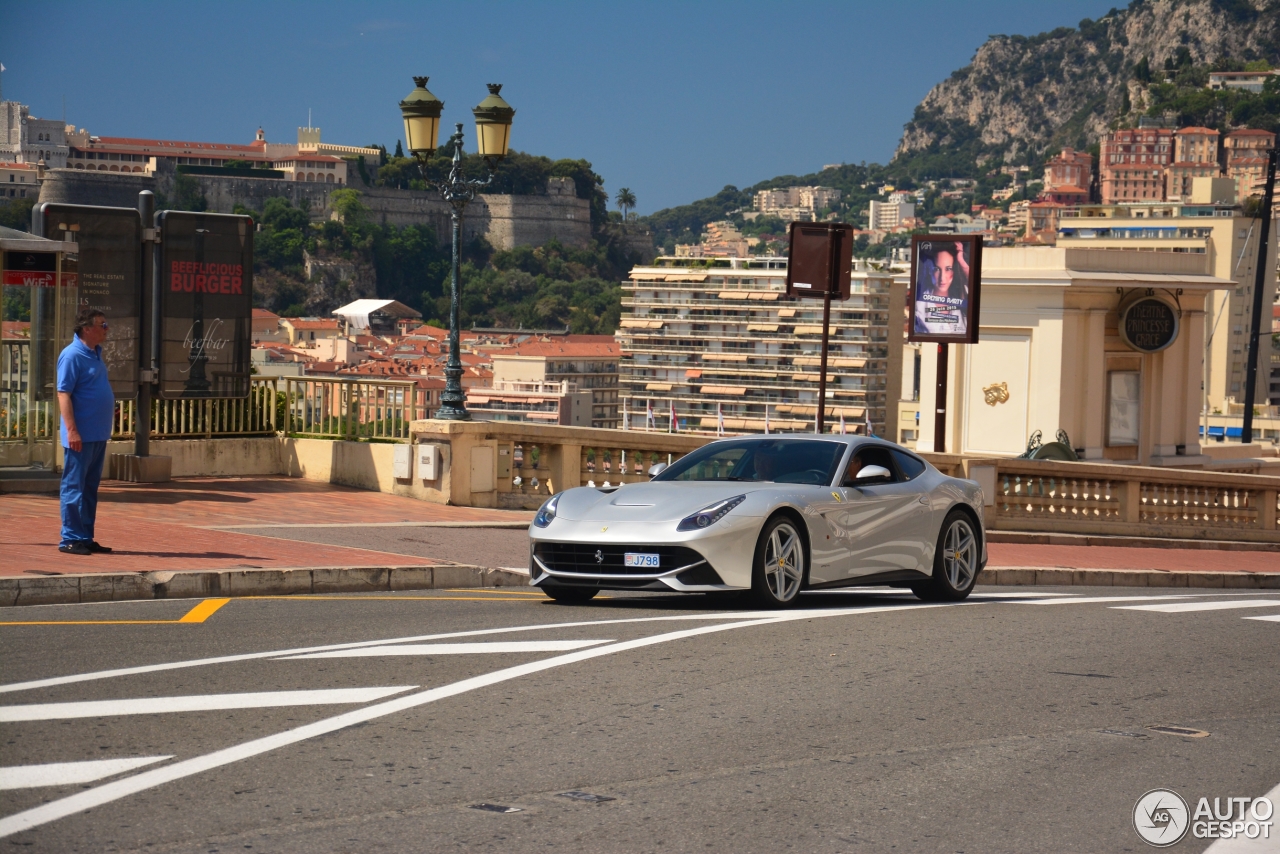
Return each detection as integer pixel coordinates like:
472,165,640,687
39,168,592,250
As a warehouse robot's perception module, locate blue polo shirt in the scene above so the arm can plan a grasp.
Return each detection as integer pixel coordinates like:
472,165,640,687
56,336,116,446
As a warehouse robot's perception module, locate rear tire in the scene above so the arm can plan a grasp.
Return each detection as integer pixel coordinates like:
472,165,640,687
544,586,599,605
912,510,979,602
750,516,806,608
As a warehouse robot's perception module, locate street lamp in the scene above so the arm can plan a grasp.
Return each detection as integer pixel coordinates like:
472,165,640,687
398,77,515,420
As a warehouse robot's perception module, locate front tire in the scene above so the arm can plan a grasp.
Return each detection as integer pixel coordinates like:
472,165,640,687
912,510,979,602
544,586,599,605
750,516,806,608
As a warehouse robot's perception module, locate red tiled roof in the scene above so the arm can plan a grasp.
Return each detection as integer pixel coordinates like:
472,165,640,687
500,340,621,358
89,136,267,154
1175,127,1220,135
252,308,279,319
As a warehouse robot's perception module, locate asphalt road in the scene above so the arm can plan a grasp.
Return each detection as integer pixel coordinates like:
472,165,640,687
1,586,1278,853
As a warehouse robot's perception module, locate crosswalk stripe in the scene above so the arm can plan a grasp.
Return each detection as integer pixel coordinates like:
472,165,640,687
1020,595,1199,606
0,757,172,790
1113,599,1280,614
0,687,416,723
1243,614,1280,622
278,640,612,660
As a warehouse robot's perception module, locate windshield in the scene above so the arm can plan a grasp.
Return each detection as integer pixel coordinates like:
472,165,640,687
655,439,846,485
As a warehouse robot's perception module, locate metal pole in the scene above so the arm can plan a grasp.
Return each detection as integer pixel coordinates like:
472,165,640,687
1241,145,1277,446
817,290,831,434
933,343,949,453
436,203,467,418
135,191,154,457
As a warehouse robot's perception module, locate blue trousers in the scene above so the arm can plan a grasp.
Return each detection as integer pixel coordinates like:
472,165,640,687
61,441,107,547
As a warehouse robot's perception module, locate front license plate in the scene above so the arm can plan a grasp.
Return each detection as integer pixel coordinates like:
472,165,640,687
624,553,660,568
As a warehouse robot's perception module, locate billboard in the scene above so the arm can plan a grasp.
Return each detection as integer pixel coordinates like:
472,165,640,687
37,204,144,398
157,211,253,399
786,223,853,300
907,234,982,344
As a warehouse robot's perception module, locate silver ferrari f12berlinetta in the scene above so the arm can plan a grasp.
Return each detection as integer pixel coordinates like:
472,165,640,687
528,435,987,607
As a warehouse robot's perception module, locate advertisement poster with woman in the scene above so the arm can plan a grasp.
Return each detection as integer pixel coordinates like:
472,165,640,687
908,234,982,344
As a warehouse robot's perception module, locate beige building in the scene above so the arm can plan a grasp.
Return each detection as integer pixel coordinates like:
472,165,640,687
913,247,1234,467
0,101,69,168
1054,180,1278,410
490,339,621,429
1167,127,1221,201
1,161,39,200
1224,129,1275,203
753,186,842,215
1100,125,1173,204
618,256,897,435
868,199,915,230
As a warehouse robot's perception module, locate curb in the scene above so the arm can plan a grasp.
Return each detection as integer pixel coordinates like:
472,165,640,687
0,565,529,608
978,567,1280,589
986,531,1280,553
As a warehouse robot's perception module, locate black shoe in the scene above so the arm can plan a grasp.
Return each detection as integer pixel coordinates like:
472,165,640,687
58,542,92,556
87,542,113,554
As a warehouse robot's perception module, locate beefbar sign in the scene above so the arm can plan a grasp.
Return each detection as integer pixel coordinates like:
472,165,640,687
37,204,144,398
158,211,253,399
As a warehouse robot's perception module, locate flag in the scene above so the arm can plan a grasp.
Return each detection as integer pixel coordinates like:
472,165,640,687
717,402,724,436
669,400,677,433
865,407,873,438
1,64,6,72
839,413,846,435
646,399,654,430
622,397,628,430
764,406,771,435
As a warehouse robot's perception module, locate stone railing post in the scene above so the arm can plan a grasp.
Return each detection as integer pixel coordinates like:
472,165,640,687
1261,488,1278,531
548,443,582,495
1119,478,1142,524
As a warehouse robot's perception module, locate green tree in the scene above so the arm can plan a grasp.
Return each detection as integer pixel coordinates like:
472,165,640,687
0,198,35,232
171,173,207,212
394,140,404,158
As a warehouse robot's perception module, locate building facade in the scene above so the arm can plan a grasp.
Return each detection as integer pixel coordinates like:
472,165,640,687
0,101,69,168
1042,147,1093,199
490,340,620,429
1167,127,1222,201
1224,129,1276,204
868,200,915,230
617,256,897,436
1055,181,1279,410
1100,126,1174,203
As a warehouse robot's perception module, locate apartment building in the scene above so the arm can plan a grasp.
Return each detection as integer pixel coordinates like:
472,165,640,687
753,186,842,214
868,199,916,230
490,339,620,429
1208,70,1279,93
617,256,896,435
1055,178,1279,409
1224,129,1276,203
1100,126,1174,203
465,380,593,427
1167,127,1222,201
1,161,38,199
1043,148,1093,199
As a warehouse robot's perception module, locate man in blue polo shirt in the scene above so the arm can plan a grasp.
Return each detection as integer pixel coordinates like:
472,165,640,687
56,308,116,556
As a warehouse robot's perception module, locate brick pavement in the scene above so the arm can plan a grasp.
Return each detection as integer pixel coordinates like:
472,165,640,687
0,477,533,579
986,542,1280,575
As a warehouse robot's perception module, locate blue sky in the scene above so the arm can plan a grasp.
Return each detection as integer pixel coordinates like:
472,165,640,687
2,1,1117,213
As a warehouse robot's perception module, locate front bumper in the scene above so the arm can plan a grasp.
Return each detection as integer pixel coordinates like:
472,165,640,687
528,516,760,593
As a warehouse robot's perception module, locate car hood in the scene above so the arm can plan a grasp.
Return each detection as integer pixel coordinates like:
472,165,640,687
554,482,767,523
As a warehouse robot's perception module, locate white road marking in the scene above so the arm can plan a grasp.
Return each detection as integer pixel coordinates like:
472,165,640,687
1244,614,1280,622
1113,599,1280,614
0,757,172,790
1204,780,1280,852
0,687,416,723
0,610,893,696
279,640,612,659
1020,595,1202,606
0,602,956,838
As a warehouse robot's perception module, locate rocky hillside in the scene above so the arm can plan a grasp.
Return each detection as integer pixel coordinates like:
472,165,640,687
894,0,1279,173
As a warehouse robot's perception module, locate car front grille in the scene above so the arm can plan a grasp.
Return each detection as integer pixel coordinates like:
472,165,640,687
533,542,706,575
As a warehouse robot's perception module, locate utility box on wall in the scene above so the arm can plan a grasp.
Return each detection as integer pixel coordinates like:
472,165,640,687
393,444,412,480
417,444,440,481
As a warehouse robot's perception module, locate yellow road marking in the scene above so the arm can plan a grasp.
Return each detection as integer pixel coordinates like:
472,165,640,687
243,595,545,602
177,598,230,623
0,597,231,627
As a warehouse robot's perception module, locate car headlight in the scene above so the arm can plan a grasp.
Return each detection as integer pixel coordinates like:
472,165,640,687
676,495,746,532
533,493,561,528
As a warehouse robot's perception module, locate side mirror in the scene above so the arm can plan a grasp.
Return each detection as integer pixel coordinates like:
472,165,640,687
648,462,668,479
854,465,891,481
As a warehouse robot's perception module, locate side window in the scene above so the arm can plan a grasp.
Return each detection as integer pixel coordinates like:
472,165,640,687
891,450,926,481
842,447,898,486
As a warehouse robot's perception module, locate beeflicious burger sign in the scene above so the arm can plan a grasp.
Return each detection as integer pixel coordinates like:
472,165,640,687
157,211,253,399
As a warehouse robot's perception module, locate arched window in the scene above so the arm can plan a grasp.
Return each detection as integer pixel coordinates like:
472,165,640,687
109,165,119,172
98,164,107,171
133,166,142,173
307,172,315,181
325,173,334,183
295,173,305,181
75,163,84,169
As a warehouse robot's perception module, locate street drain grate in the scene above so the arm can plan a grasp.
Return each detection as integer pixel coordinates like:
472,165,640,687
469,803,522,813
559,791,615,803
1099,729,1148,738
1146,725,1210,738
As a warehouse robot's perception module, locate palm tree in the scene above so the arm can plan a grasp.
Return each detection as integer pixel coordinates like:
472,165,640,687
616,187,637,224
